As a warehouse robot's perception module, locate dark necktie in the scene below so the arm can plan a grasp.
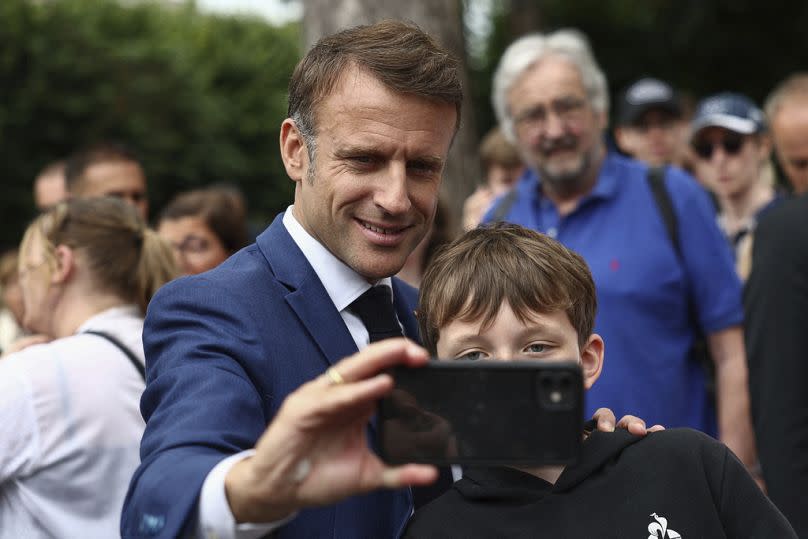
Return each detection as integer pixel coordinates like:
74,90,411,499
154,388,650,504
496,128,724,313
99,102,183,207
349,285,403,343
351,285,453,507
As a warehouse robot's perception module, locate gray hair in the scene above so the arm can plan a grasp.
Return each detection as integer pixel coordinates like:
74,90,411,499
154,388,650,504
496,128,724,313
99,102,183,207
492,29,609,141
764,72,808,121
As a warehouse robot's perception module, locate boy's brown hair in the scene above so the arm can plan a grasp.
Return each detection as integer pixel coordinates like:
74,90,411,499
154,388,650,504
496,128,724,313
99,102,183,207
418,223,597,355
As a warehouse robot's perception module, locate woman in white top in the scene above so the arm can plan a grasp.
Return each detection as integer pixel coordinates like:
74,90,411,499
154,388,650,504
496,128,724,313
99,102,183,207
0,197,176,538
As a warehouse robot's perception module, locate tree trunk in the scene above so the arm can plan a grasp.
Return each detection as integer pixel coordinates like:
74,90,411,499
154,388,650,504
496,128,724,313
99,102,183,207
301,0,479,230
506,0,544,37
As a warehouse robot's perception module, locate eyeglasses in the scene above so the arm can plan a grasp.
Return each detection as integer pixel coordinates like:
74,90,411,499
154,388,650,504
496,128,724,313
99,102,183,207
692,134,746,160
170,235,211,255
513,96,587,134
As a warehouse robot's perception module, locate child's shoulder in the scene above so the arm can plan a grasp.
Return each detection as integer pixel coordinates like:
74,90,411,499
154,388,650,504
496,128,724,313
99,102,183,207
625,427,728,465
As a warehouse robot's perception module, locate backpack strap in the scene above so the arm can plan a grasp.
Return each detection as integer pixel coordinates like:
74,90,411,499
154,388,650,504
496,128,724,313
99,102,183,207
489,188,519,223
82,330,145,381
646,166,681,256
646,167,716,399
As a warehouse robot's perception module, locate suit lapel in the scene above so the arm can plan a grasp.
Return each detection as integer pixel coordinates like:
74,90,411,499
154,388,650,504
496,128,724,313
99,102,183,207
257,215,358,368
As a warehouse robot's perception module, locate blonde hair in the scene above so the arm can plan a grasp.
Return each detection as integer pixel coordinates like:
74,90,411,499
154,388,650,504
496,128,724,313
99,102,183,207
20,198,177,313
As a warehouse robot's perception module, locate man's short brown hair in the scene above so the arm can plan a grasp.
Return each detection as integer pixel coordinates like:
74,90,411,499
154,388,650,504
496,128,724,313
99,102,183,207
418,223,597,355
288,20,463,142
65,142,142,193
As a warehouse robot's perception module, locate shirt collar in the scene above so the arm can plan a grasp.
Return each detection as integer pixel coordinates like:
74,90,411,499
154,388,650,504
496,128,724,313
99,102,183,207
75,304,141,333
282,206,392,312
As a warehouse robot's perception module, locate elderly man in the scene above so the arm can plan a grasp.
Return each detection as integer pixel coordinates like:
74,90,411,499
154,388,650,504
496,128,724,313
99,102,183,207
744,73,808,537
483,30,756,469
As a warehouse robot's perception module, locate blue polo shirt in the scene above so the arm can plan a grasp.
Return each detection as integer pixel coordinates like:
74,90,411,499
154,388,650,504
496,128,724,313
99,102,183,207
483,153,743,435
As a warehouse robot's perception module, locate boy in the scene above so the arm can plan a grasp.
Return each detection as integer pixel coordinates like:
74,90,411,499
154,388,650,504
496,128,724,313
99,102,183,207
405,223,794,537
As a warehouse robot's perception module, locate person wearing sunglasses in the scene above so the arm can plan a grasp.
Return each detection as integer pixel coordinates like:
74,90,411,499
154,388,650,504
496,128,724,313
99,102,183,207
690,93,782,281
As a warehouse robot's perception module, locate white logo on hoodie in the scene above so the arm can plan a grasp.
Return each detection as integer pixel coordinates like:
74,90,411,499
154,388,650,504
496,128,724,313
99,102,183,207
647,512,681,538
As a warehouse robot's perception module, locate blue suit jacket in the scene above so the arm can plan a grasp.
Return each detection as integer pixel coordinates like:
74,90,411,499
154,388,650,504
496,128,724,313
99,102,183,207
121,214,419,538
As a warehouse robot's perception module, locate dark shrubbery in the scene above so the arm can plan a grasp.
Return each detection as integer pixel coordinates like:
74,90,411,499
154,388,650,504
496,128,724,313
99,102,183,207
0,0,301,248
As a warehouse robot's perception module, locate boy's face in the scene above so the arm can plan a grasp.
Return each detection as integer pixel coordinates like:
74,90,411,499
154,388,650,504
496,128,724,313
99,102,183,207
436,302,603,389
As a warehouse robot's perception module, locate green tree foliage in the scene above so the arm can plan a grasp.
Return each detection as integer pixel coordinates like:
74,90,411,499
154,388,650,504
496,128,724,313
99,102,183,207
0,0,301,249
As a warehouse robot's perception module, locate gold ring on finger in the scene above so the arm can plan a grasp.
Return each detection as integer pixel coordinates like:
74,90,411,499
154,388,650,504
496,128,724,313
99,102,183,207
326,367,345,386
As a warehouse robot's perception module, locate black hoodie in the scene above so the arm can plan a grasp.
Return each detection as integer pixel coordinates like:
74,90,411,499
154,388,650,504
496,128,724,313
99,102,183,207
404,428,795,538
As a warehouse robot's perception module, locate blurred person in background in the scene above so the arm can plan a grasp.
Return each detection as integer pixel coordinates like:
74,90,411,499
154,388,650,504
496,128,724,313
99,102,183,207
744,72,808,538
0,198,176,538
33,160,68,212
483,29,756,470
765,73,808,194
690,93,781,281
613,77,691,169
65,142,149,220
0,250,25,354
156,186,249,276
461,127,525,230
396,200,455,288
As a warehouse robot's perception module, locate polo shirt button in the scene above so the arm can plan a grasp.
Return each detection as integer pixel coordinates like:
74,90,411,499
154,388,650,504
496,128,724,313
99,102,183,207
547,227,558,238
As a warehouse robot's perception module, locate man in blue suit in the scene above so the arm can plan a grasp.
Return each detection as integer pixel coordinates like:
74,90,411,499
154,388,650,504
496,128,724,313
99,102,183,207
121,21,460,539
122,21,651,539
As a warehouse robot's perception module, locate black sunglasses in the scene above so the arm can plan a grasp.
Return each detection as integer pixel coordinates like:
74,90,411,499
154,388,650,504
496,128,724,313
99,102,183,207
692,133,746,160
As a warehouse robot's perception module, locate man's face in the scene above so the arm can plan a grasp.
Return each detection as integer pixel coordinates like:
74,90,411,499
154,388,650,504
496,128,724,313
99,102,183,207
507,56,605,191
75,160,149,220
614,109,687,167
285,67,456,281
691,127,768,200
435,302,602,389
771,100,808,194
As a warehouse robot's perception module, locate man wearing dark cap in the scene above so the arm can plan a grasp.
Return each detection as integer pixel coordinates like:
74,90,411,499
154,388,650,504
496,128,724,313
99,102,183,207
614,78,690,168
690,93,780,280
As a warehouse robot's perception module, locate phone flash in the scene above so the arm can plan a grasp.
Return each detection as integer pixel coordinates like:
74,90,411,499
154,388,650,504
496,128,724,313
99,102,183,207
550,390,563,404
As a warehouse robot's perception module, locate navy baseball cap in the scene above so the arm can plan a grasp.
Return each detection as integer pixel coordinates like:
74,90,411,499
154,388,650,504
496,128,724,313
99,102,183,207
617,78,682,125
691,93,766,136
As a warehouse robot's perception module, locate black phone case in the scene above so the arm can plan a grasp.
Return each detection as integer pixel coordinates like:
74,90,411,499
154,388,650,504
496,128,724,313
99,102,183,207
377,360,583,466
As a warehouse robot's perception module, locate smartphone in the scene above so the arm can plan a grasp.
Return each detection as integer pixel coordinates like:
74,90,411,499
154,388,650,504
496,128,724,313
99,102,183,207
377,360,583,466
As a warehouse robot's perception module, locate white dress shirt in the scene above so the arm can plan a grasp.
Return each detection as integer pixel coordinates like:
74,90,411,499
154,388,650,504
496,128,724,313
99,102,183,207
197,207,393,539
0,305,146,539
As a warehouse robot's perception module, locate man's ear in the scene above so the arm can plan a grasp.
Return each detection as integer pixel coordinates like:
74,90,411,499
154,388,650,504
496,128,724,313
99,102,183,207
50,244,74,285
279,118,309,183
580,333,604,390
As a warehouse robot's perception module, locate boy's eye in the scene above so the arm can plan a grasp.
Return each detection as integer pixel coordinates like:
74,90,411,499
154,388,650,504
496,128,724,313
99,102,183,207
456,350,485,361
525,343,548,354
